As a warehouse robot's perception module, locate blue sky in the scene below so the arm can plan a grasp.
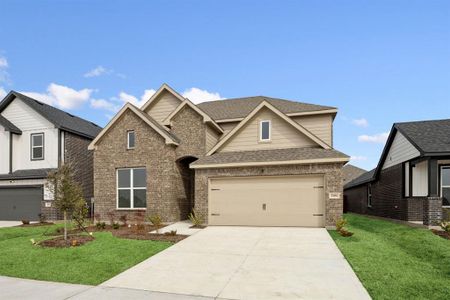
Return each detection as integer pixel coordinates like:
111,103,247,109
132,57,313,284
0,0,449,170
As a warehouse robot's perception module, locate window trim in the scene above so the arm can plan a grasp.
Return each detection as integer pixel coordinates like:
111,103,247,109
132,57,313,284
127,130,135,149
403,161,410,197
367,183,373,208
116,167,147,210
30,132,45,161
259,120,271,142
440,165,450,208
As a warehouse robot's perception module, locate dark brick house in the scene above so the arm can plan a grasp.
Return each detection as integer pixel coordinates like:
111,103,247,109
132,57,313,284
344,119,450,225
0,91,102,220
89,83,350,228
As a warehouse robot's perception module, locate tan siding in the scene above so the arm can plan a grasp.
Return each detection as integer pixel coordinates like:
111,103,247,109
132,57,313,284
219,107,317,152
205,125,220,151
382,132,420,169
292,114,332,146
219,122,238,136
144,91,181,123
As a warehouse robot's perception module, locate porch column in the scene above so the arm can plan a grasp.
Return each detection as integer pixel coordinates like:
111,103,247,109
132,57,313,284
424,159,442,225
428,158,438,197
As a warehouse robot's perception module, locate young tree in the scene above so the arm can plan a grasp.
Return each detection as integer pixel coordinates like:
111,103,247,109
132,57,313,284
46,164,86,240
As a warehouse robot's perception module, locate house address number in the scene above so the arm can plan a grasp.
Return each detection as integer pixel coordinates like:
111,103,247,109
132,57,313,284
328,192,341,199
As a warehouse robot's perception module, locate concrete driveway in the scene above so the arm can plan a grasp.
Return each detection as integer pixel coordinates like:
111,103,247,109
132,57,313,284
0,221,22,228
103,226,370,300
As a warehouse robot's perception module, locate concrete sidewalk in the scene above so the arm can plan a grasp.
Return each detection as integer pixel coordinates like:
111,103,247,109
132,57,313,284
0,276,211,300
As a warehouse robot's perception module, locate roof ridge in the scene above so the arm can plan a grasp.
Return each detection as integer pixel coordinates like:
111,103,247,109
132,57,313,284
12,91,102,128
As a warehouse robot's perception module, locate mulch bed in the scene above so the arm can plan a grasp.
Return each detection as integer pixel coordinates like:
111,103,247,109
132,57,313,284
112,230,188,243
432,229,450,240
39,235,94,248
19,222,54,227
47,224,187,243
190,225,207,229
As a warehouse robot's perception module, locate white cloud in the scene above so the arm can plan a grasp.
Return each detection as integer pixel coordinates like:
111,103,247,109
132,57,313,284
0,56,8,68
22,83,93,109
358,132,389,144
84,66,126,79
182,87,223,104
119,89,156,107
352,118,369,127
350,155,367,162
0,55,10,84
0,86,6,98
90,98,120,112
84,66,110,78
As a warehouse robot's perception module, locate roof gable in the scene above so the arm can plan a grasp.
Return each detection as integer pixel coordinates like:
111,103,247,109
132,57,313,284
162,99,223,133
141,83,185,112
206,101,331,155
0,114,22,134
88,103,179,150
0,91,102,139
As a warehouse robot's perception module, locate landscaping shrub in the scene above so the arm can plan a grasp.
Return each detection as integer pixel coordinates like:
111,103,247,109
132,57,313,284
96,222,106,230
440,221,450,233
22,219,30,225
188,211,203,227
148,215,162,227
336,218,354,237
112,222,120,230
164,230,177,236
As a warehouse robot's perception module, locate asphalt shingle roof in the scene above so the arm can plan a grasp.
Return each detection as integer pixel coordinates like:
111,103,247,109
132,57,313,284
0,168,56,180
0,92,102,139
395,119,450,154
0,114,21,134
197,96,336,121
344,169,376,189
192,147,349,166
343,164,367,186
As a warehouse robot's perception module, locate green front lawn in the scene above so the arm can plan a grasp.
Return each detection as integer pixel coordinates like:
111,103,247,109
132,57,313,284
0,224,172,285
330,213,450,300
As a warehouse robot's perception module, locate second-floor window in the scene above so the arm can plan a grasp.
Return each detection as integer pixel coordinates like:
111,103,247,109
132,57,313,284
31,133,44,160
127,131,135,149
260,120,271,141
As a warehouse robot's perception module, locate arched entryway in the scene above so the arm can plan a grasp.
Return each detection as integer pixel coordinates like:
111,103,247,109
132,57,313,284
177,156,198,218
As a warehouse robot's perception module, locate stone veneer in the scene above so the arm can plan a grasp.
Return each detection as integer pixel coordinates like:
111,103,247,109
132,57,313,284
194,163,345,228
423,197,442,226
93,105,211,222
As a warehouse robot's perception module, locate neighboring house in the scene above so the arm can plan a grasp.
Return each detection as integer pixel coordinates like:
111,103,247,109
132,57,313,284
342,164,366,186
89,84,349,228
0,91,102,221
344,119,450,225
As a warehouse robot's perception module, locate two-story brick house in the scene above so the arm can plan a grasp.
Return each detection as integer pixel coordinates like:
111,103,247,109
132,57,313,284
89,84,349,228
0,91,102,220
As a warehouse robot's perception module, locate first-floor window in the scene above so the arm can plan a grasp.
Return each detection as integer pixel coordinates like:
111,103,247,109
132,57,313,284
117,168,146,209
441,166,450,206
367,184,372,207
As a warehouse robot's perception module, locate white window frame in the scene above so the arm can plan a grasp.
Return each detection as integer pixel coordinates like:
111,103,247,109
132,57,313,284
116,167,146,210
127,131,135,149
367,184,373,207
440,165,450,208
259,120,271,142
31,133,44,160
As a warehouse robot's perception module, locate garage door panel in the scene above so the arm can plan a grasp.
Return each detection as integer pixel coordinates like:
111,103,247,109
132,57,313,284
209,175,325,227
0,187,42,221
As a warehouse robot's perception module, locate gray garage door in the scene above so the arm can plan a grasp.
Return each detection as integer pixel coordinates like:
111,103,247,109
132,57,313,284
0,187,42,221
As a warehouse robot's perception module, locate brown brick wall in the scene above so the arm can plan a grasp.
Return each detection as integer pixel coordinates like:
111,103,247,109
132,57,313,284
344,185,368,214
93,110,189,222
344,164,427,222
64,132,94,202
194,163,345,227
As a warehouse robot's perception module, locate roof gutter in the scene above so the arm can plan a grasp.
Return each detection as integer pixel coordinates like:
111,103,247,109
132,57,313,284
191,157,349,169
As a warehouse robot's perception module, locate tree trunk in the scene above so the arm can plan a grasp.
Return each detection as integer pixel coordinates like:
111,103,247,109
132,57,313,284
64,210,67,241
